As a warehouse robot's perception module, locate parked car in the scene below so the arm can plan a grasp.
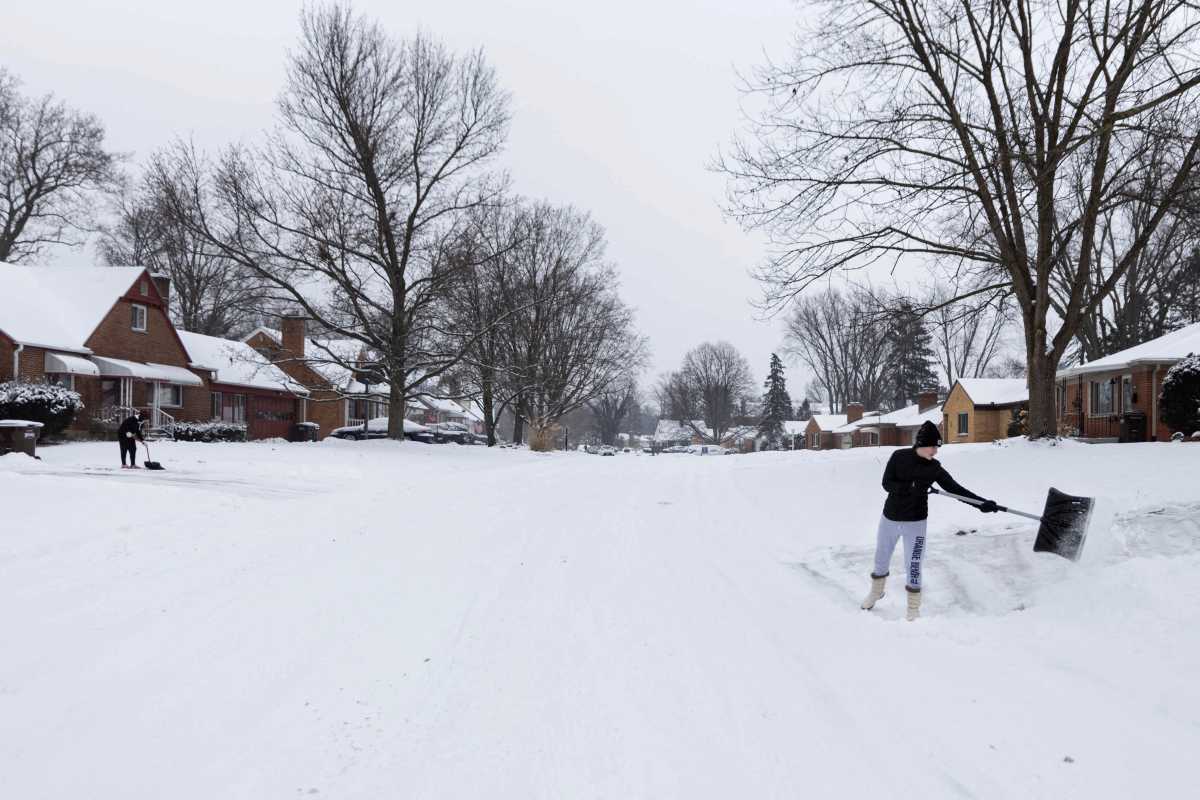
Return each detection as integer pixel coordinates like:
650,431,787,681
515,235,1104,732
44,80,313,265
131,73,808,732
427,421,474,444
599,445,617,456
331,417,434,443
688,444,726,456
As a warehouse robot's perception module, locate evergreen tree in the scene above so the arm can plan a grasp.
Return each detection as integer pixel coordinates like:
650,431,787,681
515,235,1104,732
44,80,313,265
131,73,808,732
1160,352,1200,436
796,398,812,420
758,353,793,448
885,301,939,410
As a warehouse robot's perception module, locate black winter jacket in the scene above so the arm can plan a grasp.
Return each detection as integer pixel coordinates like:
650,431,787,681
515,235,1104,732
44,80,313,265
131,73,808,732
881,447,983,521
117,416,144,442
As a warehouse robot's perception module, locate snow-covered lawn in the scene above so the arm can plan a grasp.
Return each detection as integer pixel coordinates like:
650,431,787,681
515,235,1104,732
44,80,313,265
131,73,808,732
2,438,1198,798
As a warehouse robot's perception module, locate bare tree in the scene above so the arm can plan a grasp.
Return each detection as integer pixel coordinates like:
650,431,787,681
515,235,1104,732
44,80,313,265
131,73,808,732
498,203,648,451
165,4,511,439
927,285,1013,385
587,375,639,446
781,288,890,412
670,341,754,444
0,69,121,262
721,0,1200,436
99,141,262,337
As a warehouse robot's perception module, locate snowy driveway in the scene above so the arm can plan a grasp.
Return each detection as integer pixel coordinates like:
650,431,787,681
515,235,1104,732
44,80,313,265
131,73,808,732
1,439,1197,798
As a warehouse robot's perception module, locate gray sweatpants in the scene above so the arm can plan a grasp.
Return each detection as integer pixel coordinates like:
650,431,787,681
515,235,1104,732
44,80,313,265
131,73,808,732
872,516,928,591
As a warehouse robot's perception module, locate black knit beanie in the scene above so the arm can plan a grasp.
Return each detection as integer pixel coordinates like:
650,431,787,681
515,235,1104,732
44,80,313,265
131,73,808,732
915,420,942,448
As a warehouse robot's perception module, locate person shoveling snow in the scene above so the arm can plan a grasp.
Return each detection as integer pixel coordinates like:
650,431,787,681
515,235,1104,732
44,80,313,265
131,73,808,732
117,410,146,469
861,420,999,621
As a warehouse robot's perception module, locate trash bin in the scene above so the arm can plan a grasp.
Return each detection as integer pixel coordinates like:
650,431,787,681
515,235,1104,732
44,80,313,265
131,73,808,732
289,421,320,442
0,420,44,457
1120,411,1147,443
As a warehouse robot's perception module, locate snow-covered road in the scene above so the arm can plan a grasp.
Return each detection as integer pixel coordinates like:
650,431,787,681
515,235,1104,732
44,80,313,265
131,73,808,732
2,439,1197,798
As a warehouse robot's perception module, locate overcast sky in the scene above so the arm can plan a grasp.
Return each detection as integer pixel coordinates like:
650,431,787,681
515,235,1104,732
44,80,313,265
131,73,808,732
4,0,811,390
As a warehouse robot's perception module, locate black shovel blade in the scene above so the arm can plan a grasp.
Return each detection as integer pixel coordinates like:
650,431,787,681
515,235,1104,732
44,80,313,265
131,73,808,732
1033,487,1094,561
144,461,165,471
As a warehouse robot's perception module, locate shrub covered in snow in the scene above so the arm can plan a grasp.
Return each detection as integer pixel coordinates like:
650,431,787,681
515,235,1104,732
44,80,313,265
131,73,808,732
1159,352,1200,437
172,421,248,443
0,380,84,437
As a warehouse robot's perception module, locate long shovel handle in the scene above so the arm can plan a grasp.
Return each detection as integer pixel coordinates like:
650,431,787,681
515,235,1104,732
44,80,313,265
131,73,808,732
929,487,1042,522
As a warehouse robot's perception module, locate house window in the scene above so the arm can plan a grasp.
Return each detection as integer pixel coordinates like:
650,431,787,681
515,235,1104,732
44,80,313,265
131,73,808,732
211,392,223,420
47,373,75,391
131,304,148,332
222,394,246,423
140,280,149,296
957,412,969,435
1089,379,1115,415
157,383,183,408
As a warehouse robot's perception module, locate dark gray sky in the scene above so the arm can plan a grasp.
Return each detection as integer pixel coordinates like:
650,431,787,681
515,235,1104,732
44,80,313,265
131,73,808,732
5,0,805,389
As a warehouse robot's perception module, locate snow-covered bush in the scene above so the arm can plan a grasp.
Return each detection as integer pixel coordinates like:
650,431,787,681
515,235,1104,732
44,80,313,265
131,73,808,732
0,380,84,437
1159,353,1200,437
172,421,248,443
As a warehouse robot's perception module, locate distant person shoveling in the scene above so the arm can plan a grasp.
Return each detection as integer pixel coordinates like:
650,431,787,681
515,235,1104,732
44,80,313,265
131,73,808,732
117,411,145,469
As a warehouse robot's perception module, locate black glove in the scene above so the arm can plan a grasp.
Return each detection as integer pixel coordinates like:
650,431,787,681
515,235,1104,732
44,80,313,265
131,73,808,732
978,499,999,513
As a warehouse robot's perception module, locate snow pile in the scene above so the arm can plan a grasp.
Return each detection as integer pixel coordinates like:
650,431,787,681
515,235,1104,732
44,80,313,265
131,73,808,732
1,439,1198,797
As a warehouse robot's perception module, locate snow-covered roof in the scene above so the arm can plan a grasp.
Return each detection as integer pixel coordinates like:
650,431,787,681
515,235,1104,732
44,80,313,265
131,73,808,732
832,411,885,434
179,331,309,396
417,395,468,416
808,414,848,431
1056,321,1200,378
954,378,1028,407
0,263,149,352
878,403,943,428
654,419,708,442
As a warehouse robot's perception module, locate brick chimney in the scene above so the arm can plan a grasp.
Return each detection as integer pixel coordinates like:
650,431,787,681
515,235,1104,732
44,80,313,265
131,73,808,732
281,314,307,357
917,388,939,411
846,402,864,423
150,273,171,310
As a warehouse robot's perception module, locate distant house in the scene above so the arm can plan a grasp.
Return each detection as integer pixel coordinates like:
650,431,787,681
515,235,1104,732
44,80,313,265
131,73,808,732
1056,321,1200,442
245,318,391,440
178,331,309,440
941,378,1028,443
0,263,208,435
803,413,848,450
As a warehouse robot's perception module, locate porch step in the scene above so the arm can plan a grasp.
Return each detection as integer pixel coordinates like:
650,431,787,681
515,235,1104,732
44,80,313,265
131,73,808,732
144,427,174,442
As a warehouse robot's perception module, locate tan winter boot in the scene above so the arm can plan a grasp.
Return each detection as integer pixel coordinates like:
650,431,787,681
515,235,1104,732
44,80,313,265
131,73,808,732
905,588,922,621
861,574,887,610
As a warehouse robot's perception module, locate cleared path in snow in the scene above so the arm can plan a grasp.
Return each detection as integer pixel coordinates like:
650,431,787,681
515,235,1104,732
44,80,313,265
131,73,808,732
1,440,1198,798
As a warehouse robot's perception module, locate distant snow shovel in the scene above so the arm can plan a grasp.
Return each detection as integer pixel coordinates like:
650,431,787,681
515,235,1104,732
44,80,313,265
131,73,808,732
142,441,165,471
930,487,1094,561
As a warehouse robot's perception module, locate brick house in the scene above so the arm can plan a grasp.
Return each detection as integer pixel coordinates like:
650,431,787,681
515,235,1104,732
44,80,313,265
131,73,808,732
802,413,848,450
0,263,307,440
245,318,392,440
1055,321,1200,441
177,331,309,440
941,378,1028,443
0,264,208,434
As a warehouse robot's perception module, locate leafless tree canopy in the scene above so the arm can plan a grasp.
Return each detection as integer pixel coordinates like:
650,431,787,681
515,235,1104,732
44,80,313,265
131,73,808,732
0,69,120,263
721,0,1200,435
99,141,263,338
782,288,891,413
926,285,1013,385
587,375,640,447
660,341,753,443
165,4,512,438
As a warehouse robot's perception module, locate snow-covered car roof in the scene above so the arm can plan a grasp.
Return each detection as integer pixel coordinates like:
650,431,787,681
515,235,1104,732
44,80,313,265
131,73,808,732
331,417,430,436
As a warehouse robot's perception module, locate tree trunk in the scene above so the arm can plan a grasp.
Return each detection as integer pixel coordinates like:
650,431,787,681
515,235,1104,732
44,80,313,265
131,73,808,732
512,397,526,445
481,377,496,447
1026,352,1059,439
386,381,406,441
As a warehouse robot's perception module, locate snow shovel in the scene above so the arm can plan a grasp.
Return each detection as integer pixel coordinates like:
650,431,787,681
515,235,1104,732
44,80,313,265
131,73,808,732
142,441,165,471
930,487,1094,561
